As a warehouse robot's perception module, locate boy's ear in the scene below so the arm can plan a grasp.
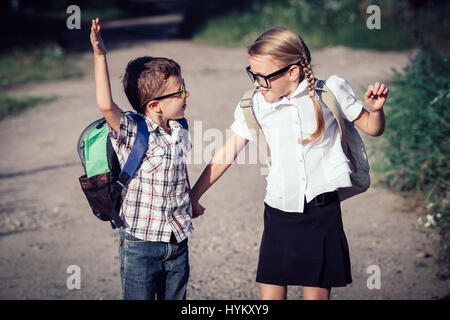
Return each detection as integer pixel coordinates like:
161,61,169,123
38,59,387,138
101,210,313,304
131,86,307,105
145,100,162,113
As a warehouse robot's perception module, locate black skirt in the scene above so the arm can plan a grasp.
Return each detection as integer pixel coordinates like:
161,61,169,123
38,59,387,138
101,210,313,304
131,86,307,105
256,191,352,288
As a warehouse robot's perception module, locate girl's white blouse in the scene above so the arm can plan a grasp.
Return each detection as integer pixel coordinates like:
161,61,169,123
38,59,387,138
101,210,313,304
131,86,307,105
230,75,364,212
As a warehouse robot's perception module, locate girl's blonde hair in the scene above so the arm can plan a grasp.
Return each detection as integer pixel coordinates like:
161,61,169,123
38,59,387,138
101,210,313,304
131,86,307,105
248,26,325,144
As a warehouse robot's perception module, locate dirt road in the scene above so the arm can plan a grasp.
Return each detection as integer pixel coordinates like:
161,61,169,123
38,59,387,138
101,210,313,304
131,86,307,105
1,38,449,299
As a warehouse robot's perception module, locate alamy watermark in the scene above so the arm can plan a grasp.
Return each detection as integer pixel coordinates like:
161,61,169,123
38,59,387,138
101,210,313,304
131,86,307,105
66,265,81,290
366,265,381,289
66,3,381,31
179,123,285,176
366,5,381,30
63,2,381,174
66,5,81,30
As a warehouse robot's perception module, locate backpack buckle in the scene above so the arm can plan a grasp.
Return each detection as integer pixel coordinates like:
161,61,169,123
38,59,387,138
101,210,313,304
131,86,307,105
240,97,253,108
314,80,326,91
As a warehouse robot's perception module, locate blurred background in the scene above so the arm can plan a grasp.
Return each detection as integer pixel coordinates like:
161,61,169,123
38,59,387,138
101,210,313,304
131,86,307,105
1,0,449,51
0,0,449,300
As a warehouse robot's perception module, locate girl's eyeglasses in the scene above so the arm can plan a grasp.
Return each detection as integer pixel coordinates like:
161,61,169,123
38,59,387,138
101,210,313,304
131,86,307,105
141,80,186,108
245,62,300,88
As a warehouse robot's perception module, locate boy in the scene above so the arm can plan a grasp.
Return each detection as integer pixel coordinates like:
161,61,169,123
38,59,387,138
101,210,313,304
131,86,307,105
90,18,203,300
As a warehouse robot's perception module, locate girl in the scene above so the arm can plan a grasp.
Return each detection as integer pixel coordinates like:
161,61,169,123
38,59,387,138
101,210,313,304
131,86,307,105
190,26,388,300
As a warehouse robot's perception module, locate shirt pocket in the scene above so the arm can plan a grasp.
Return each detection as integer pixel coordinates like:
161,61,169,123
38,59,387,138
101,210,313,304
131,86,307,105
141,144,166,174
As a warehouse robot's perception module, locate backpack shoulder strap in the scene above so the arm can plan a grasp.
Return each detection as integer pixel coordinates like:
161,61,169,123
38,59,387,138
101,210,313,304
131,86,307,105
109,113,150,229
239,88,272,166
315,79,346,141
176,117,188,130
119,113,150,185
240,88,261,134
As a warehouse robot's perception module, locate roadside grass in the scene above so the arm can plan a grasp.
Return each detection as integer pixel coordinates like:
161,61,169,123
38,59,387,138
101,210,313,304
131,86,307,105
371,51,450,274
0,43,83,87
0,95,57,119
0,42,83,119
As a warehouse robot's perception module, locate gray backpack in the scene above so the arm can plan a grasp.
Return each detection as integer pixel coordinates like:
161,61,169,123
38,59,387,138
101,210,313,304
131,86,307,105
239,79,370,202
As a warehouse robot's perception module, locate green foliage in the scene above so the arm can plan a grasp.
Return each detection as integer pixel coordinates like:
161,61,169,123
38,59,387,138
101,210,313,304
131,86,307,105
372,51,450,268
0,95,57,119
191,0,413,50
0,43,82,87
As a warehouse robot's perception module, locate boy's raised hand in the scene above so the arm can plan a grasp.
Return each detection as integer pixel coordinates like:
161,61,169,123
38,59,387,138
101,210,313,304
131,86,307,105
364,82,389,112
90,18,106,56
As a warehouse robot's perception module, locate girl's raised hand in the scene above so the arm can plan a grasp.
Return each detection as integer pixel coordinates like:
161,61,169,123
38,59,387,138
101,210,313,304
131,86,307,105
364,82,389,112
90,18,106,56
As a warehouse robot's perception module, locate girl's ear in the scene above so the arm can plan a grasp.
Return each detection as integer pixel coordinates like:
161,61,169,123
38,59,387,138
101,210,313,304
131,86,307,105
289,65,301,82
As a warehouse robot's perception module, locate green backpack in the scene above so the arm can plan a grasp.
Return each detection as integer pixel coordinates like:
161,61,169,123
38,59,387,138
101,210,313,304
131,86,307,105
77,113,149,229
77,113,189,229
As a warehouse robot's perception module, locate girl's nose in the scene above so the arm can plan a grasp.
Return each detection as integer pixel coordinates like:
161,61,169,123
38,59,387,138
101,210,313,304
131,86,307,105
185,90,190,99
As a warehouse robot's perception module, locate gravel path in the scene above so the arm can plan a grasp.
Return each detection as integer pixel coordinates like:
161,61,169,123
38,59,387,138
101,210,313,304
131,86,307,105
1,38,449,300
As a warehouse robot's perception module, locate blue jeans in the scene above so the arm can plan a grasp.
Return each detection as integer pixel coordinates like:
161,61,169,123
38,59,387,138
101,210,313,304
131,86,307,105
119,229,190,300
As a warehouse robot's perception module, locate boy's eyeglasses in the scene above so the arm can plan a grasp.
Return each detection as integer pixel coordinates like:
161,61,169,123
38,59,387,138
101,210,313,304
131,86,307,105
141,80,186,108
245,62,300,88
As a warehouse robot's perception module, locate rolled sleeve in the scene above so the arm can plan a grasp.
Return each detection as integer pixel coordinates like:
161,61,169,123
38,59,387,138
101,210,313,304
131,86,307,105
325,75,364,122
229,103,254,141
108,112,135,154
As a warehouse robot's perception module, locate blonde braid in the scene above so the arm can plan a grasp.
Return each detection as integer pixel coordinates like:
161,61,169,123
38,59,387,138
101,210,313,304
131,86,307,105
299,54,325,144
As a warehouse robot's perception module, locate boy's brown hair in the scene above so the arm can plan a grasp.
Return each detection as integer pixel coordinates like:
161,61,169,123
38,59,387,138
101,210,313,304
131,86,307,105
122,56,181,114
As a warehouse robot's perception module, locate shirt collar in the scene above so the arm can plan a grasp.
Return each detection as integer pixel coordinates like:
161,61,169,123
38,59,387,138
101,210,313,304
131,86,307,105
139,112,183,140
168,119,182,132
138,112,180,131
137,112,159,133
264,77,309,110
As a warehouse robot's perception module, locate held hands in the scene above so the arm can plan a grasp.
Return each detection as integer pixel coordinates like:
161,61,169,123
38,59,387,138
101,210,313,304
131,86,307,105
90,18,106,56
191,200,205,218
190,191,206,218
364,82,389,112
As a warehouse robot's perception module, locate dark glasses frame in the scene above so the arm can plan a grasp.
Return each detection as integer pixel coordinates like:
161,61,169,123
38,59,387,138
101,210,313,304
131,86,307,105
140,80,186,108
245,62,300,88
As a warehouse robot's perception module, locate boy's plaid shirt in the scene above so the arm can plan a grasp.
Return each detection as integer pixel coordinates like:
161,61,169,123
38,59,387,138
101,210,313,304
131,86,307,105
108,112,193,243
